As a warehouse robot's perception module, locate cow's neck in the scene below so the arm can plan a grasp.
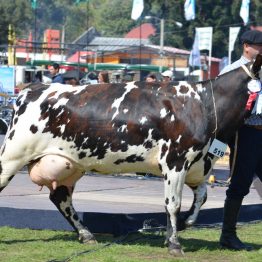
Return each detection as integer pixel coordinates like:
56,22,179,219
211,68,251,143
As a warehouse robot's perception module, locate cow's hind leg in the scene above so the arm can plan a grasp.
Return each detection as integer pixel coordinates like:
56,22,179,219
49,185,96,244
185,182,207,226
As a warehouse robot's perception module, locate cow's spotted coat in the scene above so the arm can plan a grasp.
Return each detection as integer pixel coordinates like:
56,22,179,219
0,55,261,255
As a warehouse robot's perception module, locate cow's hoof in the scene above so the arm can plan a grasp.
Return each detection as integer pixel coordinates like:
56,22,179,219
81,237,97,245
168,247,184,256
168,242,184,256
78,231,97,244
185,217,195,226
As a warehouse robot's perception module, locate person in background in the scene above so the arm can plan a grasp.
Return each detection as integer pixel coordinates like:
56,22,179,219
86,71,98,84
49,63,64,84
145,73,157,83
122,74,133,83
161,70,173,82
219,29,262,251
98,70,110,84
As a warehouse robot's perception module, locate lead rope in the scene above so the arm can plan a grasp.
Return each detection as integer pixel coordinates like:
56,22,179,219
241,64,257,79
210,80,218,136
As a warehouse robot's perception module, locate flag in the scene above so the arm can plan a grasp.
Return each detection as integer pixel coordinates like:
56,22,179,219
240,0,250,25
31,0,37,9
75,0,88,4
229,27,240,53
189,31,201,67
131,0,144,20
184,0,195,21
228,27,240,65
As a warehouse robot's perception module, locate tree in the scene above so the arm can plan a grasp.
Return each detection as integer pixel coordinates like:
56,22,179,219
0,0,261,60
0,0,32,45
92,0,135,37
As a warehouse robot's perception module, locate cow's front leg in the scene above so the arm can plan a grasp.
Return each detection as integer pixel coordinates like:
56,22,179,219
185,182,207,226
164,170,186,256
49,185,96,244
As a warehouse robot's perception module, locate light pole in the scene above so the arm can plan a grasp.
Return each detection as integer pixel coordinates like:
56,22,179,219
159,18,164,72
145,16,183,72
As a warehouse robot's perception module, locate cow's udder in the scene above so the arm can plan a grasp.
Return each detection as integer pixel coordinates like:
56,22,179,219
28,155,84,192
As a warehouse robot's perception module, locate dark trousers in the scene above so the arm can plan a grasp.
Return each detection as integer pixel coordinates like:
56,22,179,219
226,125,262,200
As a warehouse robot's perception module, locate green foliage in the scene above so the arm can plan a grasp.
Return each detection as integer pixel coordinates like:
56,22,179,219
141,0,261,58
0,0,32,45
93,0,135,37
0,0,261,59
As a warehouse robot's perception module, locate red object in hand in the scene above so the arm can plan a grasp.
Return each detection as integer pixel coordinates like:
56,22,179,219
246,93,258,111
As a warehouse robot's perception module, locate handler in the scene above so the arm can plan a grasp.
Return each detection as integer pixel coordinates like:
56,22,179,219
219,30,262,251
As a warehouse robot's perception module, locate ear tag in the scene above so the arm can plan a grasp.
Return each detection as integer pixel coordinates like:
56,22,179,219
208,139,227,158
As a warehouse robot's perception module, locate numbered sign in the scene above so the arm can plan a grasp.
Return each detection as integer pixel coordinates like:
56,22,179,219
208,139,227,158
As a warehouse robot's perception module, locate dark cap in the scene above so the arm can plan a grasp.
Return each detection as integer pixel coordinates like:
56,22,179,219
241,30,262,45
52,62,60,69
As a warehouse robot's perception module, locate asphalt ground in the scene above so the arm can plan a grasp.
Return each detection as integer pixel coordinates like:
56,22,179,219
0,135,261,234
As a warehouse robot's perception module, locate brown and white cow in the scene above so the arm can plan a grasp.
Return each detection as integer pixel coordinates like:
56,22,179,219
0,54,261,256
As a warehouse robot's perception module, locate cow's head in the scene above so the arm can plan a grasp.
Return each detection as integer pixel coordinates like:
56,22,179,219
251,54,262,79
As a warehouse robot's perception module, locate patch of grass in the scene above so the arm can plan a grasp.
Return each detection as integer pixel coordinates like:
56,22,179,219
0,222,261,261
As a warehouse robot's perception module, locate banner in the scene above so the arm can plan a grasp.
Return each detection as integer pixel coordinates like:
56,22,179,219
196,27,213,51
131,0,144,20
196,27,213,78
189,31,201,67
240,0,250,25
228,27,240,64
0,67,15,96
184,0,195,21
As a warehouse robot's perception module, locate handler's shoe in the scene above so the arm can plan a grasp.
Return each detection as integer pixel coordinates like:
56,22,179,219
220,198,253,251
220,234,253,251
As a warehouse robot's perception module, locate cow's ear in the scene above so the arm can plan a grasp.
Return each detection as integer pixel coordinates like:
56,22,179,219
252,54,262,78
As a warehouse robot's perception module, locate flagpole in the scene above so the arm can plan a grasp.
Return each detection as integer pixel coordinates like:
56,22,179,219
208,45,212,79
160,18,164,73
139,18,142,80
131,0,144,80
228,27,232,65
228,49,232,66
